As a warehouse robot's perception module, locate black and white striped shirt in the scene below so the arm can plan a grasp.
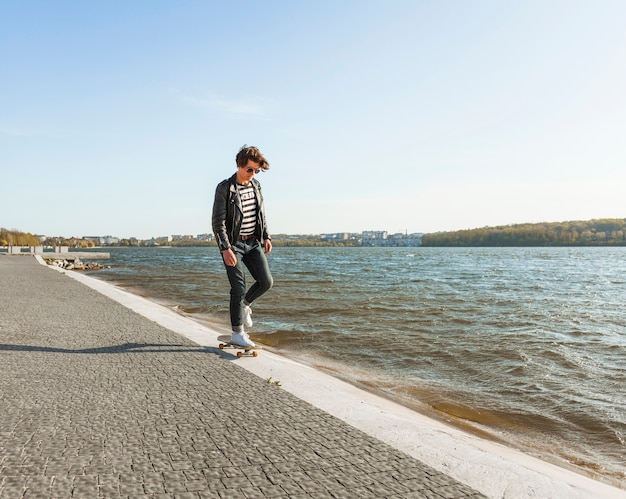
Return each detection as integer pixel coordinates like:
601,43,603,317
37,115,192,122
237,184,257,237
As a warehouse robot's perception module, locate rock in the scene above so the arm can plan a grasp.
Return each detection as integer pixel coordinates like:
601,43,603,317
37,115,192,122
45,258,109,271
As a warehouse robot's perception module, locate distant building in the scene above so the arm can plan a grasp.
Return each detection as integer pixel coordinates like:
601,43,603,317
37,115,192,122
104,236,119,245
320,233,350,240
84,236,119,245
362,231,388,240
360,231,423,247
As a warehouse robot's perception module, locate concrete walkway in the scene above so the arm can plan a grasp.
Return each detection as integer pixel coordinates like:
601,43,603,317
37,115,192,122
0,256,486,498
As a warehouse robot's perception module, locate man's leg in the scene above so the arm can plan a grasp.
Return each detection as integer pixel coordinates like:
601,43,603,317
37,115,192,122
225,245,246,333
242,240,273,304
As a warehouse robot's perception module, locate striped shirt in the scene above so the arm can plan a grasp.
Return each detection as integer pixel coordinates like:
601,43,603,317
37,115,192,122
237,183,257,237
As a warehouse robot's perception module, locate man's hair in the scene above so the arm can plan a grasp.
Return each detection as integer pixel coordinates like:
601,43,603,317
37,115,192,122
236,145,270,170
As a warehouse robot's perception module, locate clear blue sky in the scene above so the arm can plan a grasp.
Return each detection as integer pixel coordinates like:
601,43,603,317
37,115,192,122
2,1,625,239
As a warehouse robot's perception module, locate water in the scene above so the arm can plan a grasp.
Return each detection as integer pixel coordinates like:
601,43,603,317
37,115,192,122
85,246,626,486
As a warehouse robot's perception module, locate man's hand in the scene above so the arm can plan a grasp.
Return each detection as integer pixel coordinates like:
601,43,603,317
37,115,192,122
222,248,237,267
264,239,272,255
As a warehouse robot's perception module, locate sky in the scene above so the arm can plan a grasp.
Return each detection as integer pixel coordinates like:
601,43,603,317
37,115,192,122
1,1,625,239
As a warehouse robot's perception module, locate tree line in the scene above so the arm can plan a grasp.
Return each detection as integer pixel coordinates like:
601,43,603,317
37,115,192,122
0,229,96,248
0,228,41,247
6,219,626,248
421,219,626,247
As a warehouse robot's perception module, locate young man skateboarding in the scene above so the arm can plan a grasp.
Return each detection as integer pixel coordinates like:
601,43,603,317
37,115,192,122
212,145,273,347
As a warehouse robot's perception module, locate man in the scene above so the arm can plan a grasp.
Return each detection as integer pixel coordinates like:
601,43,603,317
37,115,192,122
212,145,273,347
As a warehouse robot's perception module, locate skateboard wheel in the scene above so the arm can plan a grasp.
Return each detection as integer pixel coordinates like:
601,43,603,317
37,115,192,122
252,351,259,357
236,351,243,358
219,344,225,349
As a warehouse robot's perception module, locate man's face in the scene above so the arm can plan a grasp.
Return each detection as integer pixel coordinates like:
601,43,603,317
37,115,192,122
236,160,261,185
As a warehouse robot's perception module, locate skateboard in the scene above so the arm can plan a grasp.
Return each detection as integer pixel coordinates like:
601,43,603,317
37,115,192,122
217,335,261,357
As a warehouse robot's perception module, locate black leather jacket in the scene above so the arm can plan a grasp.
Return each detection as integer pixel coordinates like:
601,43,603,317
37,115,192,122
212,174,270,252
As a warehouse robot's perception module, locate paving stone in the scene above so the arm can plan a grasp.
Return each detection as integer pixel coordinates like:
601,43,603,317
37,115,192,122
0,257,486,498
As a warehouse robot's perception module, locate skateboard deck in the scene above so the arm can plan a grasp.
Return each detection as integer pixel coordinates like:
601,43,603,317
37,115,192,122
217,335,261,357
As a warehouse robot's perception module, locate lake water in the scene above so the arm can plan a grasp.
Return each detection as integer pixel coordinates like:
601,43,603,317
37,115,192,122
85,246,626,487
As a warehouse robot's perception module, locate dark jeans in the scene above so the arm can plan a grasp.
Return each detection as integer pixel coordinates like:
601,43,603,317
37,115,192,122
225,238,273,332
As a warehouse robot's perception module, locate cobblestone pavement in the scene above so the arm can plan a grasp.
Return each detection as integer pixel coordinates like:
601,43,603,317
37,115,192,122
0,256,486,498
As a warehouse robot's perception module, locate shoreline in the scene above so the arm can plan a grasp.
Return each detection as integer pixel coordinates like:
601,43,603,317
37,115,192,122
39,257,626,498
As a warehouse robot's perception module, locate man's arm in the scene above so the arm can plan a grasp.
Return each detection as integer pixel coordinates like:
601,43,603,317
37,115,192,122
212,182,231,252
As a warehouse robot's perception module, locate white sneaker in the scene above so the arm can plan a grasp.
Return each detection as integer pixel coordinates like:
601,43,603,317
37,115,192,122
230,332,255,348
243,305,253,328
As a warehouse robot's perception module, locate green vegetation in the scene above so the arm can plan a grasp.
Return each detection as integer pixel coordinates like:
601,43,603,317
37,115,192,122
147,235,361,248
266,377,282,387
421,219,626,247
270,235,361,247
